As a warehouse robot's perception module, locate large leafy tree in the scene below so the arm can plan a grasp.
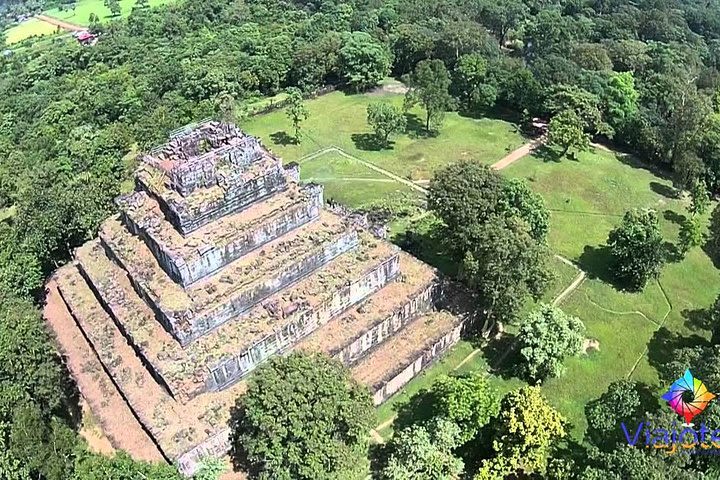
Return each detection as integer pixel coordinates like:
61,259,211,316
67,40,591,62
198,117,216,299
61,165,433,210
338,32,391,91
452,53,497,114
708,203,720,261
72,451,184,480
603,72,640,133
428,162,552,330
0,294,79,480
585,380,648,449
547,109,590,158
607,209,665,291
476,387,566,478
230,352,375,480
397,373,499,444
366,102,407,147
517,304,585,383
404,59,454,133
379,418,464,480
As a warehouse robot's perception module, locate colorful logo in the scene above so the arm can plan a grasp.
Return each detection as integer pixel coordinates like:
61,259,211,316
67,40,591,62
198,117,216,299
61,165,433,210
661,369,716,424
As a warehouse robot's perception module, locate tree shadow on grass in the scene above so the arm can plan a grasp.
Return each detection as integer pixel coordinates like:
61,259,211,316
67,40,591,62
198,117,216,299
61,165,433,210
350,132,387,151
663,209,686,225
482,333,521,381
647,327,710,383
663,241,683,263
270,130,296,146
393,388,437,433
533,144,562,163
649,181,678,199
702,240,720,270
577,244,620,287
404,113,436,139
682,307,712,332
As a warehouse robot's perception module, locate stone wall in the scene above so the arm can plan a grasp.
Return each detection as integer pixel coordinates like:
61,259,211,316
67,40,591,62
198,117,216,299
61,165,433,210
177,429,231,477
371,321,464,405
139,162,288,235
122,185,324,287
177,230,360,345
335,282,438,365
207,253,402,391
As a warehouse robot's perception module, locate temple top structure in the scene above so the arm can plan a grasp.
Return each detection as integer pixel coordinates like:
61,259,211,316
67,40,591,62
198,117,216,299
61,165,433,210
141,120,270,197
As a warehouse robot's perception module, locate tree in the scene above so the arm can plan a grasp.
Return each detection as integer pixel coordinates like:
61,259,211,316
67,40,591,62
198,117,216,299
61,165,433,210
284,87,308,143
0,294,78,480
476,387,566,478
517,304,585,383
338,32,391,91
397,373,499,444
607,209,665,291
604,72,639,132
585,380,647,449
88,12,99,24
379,418,464,480
459,216,553,332
476,0,528,46
547,109,590,158
428,162,552,330
71,451,184,480
678,215,705,256
404,59,454,133
452,53,497,114
500,178,550,243
545,85,609,135
230,352,374,480
708,204,720,260
689,180,710,216
104,0,121,16
366,102,406,147
135,0,149,8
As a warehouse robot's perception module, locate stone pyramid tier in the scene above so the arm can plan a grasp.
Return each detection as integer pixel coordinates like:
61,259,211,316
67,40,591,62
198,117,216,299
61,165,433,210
44,121,466,477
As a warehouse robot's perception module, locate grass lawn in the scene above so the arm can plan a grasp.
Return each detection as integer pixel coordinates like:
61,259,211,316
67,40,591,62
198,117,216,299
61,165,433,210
299,150,419,208
4,18,61,45
244,90,525,182
42,0,174,26
373,145,720,443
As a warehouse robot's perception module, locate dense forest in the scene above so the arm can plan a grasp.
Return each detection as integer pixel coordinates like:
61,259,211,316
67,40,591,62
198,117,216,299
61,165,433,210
4,0,720,477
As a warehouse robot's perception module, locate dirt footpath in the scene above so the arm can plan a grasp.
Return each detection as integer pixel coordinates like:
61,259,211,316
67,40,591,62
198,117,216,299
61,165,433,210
35,14,85,32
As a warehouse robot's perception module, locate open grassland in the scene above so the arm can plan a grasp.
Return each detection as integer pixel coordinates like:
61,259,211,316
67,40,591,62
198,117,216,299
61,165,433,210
375,143,720,440
42,0,174,26
299,150,419,208
246,89,719,442
4,17,61,45
244,90,525,182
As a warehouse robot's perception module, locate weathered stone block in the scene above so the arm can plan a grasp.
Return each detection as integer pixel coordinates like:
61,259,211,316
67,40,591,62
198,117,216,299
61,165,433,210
118,184,324,287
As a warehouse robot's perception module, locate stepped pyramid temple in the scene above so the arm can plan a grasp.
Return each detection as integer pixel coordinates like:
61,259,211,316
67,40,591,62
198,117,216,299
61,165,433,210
43,121,464,476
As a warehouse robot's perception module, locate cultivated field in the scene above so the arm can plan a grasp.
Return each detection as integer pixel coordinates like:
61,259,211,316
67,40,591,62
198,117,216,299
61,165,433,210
4,17,60,44
42,0,174,26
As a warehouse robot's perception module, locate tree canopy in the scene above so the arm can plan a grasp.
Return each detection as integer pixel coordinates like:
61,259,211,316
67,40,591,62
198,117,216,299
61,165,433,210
230,352,375,480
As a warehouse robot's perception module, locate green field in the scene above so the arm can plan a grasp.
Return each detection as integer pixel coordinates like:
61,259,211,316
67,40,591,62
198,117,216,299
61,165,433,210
244,89,525,182
299,150,419,208
42,0,174,26
375,146,720,439
245,88,720,443
4,18,61,45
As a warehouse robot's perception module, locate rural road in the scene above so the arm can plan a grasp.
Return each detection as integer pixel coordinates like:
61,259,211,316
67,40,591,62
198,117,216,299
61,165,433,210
36,14,85,32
